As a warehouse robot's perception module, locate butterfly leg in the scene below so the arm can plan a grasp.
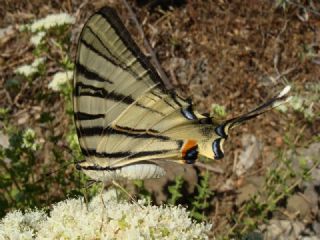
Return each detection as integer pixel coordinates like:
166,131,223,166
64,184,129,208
99,181,107,233
82,186,90,211
112,180,144,209
81,178,97,211
99,181,107,209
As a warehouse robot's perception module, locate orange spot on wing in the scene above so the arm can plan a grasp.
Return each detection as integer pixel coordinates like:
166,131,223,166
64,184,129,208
181,139,198,159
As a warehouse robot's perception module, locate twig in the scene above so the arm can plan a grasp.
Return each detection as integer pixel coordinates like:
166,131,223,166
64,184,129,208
13,81,30,107
293,124,307,145
0,159,22,192
195,162,224,174
3,89,13,105
121,0,173,89
287,0,320,17
272,67,296,83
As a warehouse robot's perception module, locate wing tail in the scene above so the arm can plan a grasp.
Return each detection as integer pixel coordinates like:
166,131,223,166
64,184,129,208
215,86,291,137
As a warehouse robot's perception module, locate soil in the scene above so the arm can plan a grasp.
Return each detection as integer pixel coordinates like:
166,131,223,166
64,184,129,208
1,0,319,238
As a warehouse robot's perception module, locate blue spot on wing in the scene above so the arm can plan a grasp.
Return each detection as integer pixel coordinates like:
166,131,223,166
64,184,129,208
181,106,197,120
183,146,198,164
212,138,224,160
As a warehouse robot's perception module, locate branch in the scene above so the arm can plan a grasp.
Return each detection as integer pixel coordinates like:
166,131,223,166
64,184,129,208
121,0,173,89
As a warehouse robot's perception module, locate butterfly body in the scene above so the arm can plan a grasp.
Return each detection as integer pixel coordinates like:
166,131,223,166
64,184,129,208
73,7,290,182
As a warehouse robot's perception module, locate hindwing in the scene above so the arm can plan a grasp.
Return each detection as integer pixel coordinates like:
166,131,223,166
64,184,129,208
73,7,200,169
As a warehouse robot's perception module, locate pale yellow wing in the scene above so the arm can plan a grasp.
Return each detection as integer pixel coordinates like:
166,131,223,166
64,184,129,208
73,7,202,170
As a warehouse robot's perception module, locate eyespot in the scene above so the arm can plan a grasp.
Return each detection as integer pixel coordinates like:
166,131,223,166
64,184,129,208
183,145,198,164
181,105,197,120
182,140,198,164
212,138,224,160
215,125,228,138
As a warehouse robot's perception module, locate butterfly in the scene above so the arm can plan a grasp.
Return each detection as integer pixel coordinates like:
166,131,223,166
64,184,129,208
73,7,290,183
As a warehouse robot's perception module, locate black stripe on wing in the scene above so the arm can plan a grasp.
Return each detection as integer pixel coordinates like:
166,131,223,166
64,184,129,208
151,90,176,110
76,63,113,84
74,82,135,104
96,7,166,89
74,82,165,115
80,28,145,82
114,125,159,134
74,112,105,120
77,126,169,140
82,147,182,160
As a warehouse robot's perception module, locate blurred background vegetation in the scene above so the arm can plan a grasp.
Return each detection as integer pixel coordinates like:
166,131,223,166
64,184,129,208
0,0,319,238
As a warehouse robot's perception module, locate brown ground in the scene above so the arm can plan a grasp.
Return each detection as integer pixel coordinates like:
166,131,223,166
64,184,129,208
1,0,319,238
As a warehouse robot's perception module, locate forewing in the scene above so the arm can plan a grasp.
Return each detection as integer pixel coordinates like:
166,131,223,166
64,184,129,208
73,7,197,168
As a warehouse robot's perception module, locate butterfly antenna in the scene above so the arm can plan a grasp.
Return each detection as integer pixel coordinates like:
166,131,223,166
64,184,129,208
35,143,84,184
33,161,74,184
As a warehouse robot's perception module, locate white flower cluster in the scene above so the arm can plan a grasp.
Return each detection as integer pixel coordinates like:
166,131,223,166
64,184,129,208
0,190,212,240
30,13,75,33
15,57,45,78
21,12,75,46
0,210,46,239
30,31,46,46
22,128,39,151
48,71,73,91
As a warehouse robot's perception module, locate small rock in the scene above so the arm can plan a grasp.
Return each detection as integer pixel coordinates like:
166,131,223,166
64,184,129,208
236,176,265,205
219,178,235,192
0,25,14,39
261,220,305,240
0,131,9,148
304,186,319,216
287,194,311,219
301,237,320,240
312,221,320,236
236,183,258,205
235,134,262,176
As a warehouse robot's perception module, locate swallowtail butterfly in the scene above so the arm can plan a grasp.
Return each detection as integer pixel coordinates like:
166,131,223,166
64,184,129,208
73,7,290,182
